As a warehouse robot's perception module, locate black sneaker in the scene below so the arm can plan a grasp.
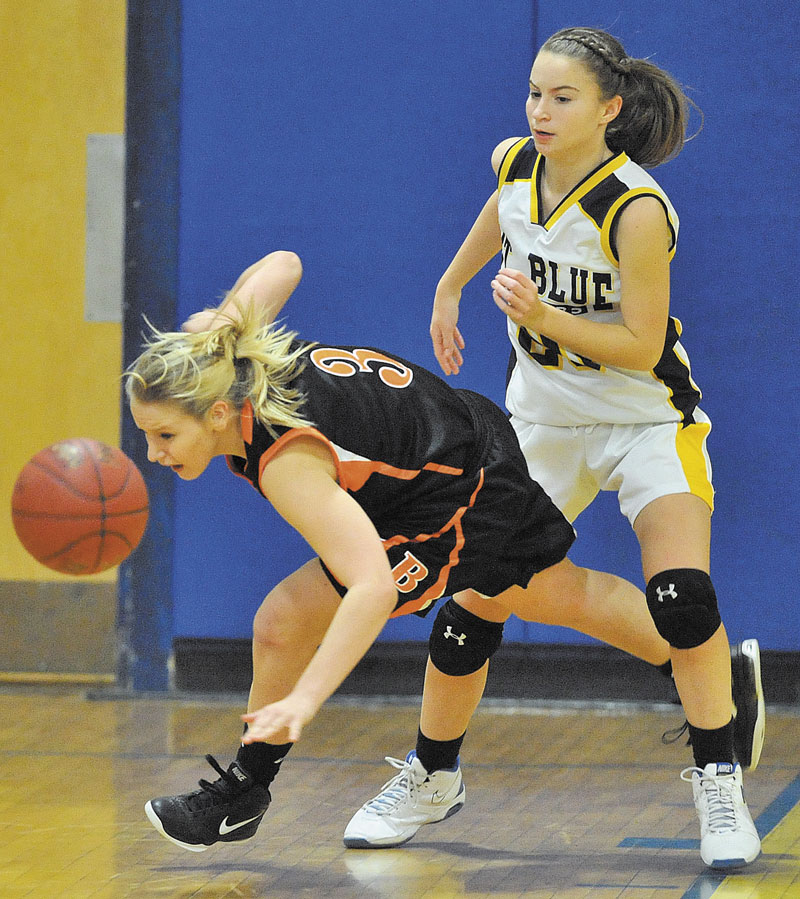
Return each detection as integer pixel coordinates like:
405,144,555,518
731,639,765,770
661,640,766,771
145,754,271,851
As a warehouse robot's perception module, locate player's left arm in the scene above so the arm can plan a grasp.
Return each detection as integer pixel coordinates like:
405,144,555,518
492,196,671,371
182,250,303,332
242,436,397,742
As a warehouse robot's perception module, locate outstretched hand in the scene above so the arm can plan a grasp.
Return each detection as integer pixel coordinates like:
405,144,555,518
492,268,545,332
430,295,466,376
241,694,320,744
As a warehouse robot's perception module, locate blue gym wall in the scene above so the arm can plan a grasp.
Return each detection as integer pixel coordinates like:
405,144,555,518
151,1,797,655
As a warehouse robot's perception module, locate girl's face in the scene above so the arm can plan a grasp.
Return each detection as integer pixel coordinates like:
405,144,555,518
526,51,621,160
130,398,224,480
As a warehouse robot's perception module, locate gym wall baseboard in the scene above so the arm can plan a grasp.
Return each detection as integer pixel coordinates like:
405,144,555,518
172,637,800,705
0,580,116,675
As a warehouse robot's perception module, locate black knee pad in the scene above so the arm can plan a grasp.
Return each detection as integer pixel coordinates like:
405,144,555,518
646,568,721,649
428,599,505,676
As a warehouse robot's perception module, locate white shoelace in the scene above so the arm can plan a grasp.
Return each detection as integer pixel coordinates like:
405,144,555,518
681,766,741,832
362,756,423,815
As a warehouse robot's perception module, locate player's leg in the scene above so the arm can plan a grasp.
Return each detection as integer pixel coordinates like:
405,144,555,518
521,417,764,756
343,590,506,848
247,558,342,713
343,540,675,849
608,417,764,771
509,560,672,664
637,495,727,724
510,418,672,667
635,492,760,868
146,559,341,851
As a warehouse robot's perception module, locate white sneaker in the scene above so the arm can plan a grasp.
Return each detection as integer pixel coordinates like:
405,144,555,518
343,751,465,848
682,762,761,869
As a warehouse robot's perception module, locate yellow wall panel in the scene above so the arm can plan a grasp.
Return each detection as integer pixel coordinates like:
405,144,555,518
0,2,126,581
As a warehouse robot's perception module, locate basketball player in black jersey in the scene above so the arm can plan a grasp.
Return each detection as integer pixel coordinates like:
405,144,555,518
127,251,758,866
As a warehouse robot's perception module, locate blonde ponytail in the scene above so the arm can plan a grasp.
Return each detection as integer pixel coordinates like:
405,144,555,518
124,301,314,435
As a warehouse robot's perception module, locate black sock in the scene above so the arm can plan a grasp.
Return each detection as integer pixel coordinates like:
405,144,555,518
415,728,464,773
655,659,673,679
236,727,292,787
688,718,734,769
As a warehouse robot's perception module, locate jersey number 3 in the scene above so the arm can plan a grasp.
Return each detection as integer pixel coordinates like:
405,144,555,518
310,347,414,388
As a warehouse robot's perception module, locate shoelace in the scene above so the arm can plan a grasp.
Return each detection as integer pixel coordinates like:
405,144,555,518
662,719,691,746
362,756,423,815
185,754,247,810
680,766,740,832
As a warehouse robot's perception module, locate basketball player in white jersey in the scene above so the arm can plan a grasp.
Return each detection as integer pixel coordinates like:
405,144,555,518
347,27,763,870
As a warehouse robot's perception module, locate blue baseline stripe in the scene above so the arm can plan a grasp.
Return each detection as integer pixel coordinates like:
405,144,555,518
577,886,679,891
681,874,727,899
751,771,800,837
619,837,699,849
616,772,800,899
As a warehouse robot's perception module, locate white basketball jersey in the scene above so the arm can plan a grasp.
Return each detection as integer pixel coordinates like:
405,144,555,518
497,137,702,427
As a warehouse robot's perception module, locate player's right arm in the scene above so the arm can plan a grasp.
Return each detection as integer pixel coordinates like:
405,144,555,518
243,435,397,743
430,138,523,376
182,250,303,332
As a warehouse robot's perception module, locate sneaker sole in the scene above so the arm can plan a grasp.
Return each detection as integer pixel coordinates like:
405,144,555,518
705,847,761,870
707,856,759,870
732,639,766,770
343,797,465,849
144,800,211,853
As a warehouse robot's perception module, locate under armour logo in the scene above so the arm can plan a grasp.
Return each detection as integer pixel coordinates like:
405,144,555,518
443,626,466,645
655,584,678,602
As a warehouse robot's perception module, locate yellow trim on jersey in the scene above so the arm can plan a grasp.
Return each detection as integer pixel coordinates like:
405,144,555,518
545,153,629,229
530,154,543,223
600,188,679,266
675,420,714,512
496,137,531,189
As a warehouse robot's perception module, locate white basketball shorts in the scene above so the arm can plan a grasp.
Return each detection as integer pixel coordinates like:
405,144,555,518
510,410,714,526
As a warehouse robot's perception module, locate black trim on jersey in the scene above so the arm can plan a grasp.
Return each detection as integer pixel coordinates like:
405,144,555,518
579,174,629,231
541,153,627,228
501,138,537,184
531,150,631,230
604,193,677,262
505,346,518,392
653,318,701,425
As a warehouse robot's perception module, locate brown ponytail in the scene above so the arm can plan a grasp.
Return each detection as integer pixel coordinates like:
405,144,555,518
541,27,697,167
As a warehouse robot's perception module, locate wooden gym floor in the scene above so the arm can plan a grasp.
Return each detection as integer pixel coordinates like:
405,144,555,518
1,687,799,898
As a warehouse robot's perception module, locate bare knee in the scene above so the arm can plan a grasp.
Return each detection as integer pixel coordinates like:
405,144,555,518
454,589,510,623
252,586,303,654
252,565,338,654
505,558,593,626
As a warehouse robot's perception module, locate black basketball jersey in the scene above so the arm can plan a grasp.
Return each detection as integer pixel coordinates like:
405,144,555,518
227,342,490,533
226,340,574,616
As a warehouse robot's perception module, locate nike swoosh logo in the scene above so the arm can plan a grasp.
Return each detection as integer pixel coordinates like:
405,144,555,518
219,813,262,835
431,786,463,804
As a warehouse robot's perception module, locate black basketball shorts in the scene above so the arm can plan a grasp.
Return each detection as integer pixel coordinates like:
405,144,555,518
320,390,575,618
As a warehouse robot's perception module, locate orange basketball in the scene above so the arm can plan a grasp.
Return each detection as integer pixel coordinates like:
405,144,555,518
11,439,149,575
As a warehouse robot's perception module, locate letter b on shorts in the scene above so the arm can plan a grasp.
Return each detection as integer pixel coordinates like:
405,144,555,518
392,551,429,593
